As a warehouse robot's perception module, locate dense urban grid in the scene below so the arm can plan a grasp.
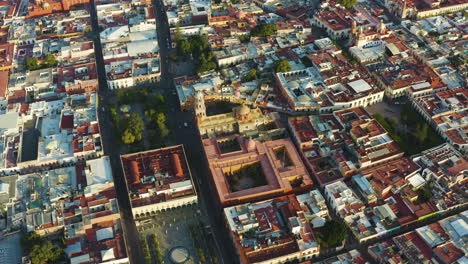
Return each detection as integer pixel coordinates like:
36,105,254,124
0,0,466,263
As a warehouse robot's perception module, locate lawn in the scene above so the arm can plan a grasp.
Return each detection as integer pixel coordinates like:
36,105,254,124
372,105,443,155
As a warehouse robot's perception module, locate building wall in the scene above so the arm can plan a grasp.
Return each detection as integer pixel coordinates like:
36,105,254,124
416,3,468,19
358,151,404,169
107,77,134,90
100,257,130,264
131,195,198,216
216,53,248,67
65,79,99,95
312,17,351,40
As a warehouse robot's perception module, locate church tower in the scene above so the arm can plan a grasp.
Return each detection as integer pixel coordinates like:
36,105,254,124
378,19,386,34
351,20,357,36
194,91,206,123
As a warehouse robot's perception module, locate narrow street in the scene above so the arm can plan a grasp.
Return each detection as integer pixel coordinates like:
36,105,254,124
151,0,239,262
89,0,146,263
89,0,467,263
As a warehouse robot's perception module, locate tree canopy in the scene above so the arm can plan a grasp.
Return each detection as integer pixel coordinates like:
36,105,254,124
144,94,170,144
274,60,292,73
176,34,217,74
21,232,64,264
245,69,257,81
43,54,57,68
24,57,40,71
238,34,251,43
417,186,433,203
251,24,278,37
24,54,58,71
120,113,144,144
316,220,347,247
336,0,357,8
117,87,149,105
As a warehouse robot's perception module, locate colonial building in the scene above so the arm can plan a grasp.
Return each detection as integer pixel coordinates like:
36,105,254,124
196,97,285,139
120,145,198,217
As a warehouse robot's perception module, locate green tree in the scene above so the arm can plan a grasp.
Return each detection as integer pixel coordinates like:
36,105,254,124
109,107,118,124
144,94,167,112
417,187,433,203
195,52,217,74
189,35,209,56
336,0,357,8
175,24,183,42
21,232,64,264
120,113,145,144
24,57,39,71
121,128,136,144
144,109,158,122
158,122,170,138
239,34,251,43
245,69,257,81
177,39,192,57
274,59,292,73
316,220,347,247
30,241,63,264
156,112,166,124
128,113,145,141
21,231,42,252
414,123,429,143
43,54,57,68
251,24,278,37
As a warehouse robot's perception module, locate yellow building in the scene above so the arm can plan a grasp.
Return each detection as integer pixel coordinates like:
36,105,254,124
195,93,285,139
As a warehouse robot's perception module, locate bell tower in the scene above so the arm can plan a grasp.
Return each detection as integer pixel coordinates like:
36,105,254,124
351,20,357,36
194,91,206,123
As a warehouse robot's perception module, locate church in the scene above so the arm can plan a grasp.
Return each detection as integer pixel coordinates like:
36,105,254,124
194,91,286,139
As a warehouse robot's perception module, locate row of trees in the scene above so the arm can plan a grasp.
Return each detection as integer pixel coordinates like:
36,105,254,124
149,234,164,263
140,237,152,264
24,54,58,71
21,232,65,264
188,224,206,262
144,94,170,148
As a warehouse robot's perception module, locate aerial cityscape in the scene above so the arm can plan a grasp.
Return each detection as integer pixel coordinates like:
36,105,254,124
0,0,466,263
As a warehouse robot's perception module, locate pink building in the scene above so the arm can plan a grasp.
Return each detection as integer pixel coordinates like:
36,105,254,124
203,134,313,206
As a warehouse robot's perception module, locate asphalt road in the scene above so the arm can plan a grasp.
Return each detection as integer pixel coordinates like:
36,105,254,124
151,0,239,262
89,0,466,263
91,0,238,262
89,1,146,263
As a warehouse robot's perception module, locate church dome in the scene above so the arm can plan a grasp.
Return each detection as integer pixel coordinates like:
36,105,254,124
298,94,310,103
245,138,256,152
288,81,300,89
238,104,250,115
